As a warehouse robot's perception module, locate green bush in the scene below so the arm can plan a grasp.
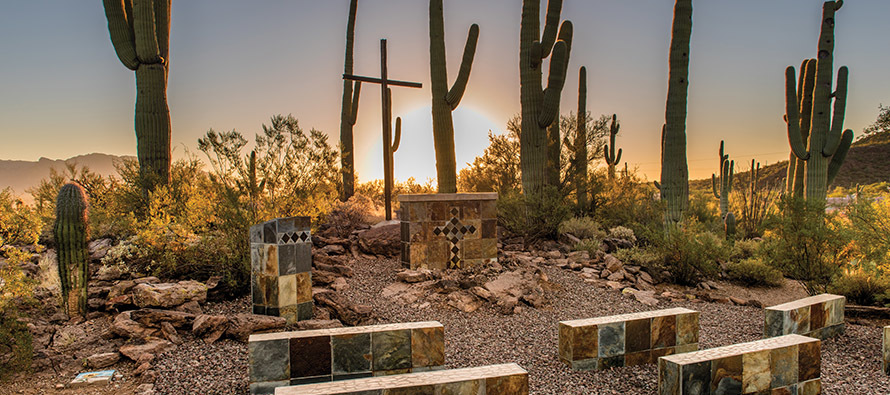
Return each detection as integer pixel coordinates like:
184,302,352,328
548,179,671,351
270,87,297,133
0,188,41,246
559,217,606,241
613,247,664,270
608,225,637,244
729,238,761,261
726,258,784,287
0,249,36,380
829,266,890,306
325,194,374,238
593,170,662,245
573,239,601,256
656,227,727,286
498,186,572,242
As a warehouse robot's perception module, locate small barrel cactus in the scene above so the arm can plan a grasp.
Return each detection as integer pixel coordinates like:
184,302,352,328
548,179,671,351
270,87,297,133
54,182,90,318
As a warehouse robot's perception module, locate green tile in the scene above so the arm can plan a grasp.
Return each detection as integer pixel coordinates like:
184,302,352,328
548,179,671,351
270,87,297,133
372,330,411,371
249,339,289,382
770,344,799,388
598,322,625,358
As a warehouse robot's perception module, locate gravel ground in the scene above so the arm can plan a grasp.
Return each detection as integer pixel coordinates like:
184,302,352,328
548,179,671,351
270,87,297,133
149,257,890,394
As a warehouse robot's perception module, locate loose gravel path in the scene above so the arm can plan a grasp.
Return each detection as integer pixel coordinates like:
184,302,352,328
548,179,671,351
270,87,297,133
150,257,890,394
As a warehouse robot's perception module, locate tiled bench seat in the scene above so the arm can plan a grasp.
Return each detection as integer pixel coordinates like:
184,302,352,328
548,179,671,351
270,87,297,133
883,326,890,375
658,334,821,395
274,363,528,395
249,321,445,394
764,293,845,340
559,308,699,371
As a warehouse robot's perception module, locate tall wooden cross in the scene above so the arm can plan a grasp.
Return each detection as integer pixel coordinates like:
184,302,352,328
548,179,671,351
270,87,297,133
344,38,422,221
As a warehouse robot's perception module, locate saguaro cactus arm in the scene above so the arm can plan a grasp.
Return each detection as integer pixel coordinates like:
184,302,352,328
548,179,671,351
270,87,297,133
785,66,809,160
604,114,622,166
538,23,572,128
827,129,853,184
133,0,162,63
348,81,361,125
824,66,848,156
444,24,479,110
531,0,563,64
392,117,401,152
104,0,139,70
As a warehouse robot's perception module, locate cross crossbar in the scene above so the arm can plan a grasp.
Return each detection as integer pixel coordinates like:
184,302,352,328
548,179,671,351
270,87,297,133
342,74,422,89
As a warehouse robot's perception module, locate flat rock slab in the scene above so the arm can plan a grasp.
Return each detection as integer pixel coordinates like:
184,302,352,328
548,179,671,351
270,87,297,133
132,280,207,308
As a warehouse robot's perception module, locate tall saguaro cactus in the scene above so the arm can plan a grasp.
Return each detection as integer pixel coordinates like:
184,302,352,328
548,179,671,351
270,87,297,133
711,140,734,218
103,0,172,187
604,114,622,179
660,0,692,227
429,0,479,193
384,88,402,194
784,0,853,203
519,0,573,194
785,59,816,197
575,67,588,211
54,183,90,319
340,0,362,201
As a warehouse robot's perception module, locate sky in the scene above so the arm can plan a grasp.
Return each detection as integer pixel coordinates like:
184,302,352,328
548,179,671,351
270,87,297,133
1,0,889,184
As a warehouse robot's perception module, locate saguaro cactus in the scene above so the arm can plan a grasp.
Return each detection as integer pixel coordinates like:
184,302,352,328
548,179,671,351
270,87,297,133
103,0,172,187
429,0,479,193
660,0,692,227
340,0,362,201
604,114,623,180
575,67,588,211
785,59,816,197
711,140,734,218
54,183,90,318
519,0,573,194
784,0,853,203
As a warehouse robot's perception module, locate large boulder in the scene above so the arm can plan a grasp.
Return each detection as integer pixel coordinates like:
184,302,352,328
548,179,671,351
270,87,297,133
192,314,228,344
356,223,400,257
132,281,207,308
129,309,196,329
314,291,373,326
225,314,287,342
111,311,159,339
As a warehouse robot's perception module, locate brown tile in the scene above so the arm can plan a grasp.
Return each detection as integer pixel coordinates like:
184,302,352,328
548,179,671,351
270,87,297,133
264,244,279,276
411,326,444,368
384,384,434,395
798,340,821,381
462,219,482,240
651,315,677,348
626,318,652,353
481,238,497,260
573,325,598,360
710,354,742,393
486,373,528,395
438,379,481,395
676,312,699,345
290,335,331,378
263,275,279,308
558,324,573,362
409,222,425,243
296,272,312,304
480,199,497,219
461,239,482,260
770,344,799,388
625,350,652,366
810,301,826,330
430,202,449,221
650,346,675,360
771,387,794,395
410,242,428,265
790,306,811,334
461,200,481,220
408,202,430,222
482,219,497,239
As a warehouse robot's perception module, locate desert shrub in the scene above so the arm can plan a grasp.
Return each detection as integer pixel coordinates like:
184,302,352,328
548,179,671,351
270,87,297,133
613,247,664,270
356,178,437,220
498,186,572,242
0,249,36,380
0,189,41,246
28,163,124,238
457,117,521,194
608,226,636,244
558,217,606,241
325,194,374,237
656,226,727,286
573,239,600,256
844,194,890,267
726,258,784,287
729,238,761,261
828,263,890,306
760,197,852,295
594,169,662,245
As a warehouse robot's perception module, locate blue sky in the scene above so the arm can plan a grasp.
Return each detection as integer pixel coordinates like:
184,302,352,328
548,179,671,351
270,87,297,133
1,0,888,182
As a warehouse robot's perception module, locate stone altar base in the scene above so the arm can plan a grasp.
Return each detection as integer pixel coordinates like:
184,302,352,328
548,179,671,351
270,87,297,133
398,193,498,270
764,293,845,340
250,216,313,324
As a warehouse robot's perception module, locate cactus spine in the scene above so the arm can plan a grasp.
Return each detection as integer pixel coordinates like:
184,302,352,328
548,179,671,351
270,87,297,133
429,0,478,193
340,0,362,201
519,0,573,194
711,141,734,218
604,114,623,179
54,183,90,318
575,67,588,211
785,0,853,203
660,0,692,228
103,0,172,187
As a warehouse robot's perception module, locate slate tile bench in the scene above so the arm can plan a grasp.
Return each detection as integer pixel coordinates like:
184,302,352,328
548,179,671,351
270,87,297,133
764,293,845,340
273,363,528,395
559,307,700,371
658,334,821,395
884,326,890,375
249,321,445,394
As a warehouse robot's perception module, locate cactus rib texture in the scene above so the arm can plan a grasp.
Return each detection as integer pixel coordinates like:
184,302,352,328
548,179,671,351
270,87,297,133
784,0,853,202
604,114,623,179
575,67,588,211
520,0,573,193
711,140,734,218
429,0,479,193
54,183,90,318
660,0,693,228
103,0,172,186
340,0,362,201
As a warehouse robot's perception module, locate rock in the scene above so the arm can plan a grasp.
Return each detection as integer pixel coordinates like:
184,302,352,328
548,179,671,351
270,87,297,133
322,244,346,255
107,280,136,299
93,265,123,281
599,269,611,279
624,265,640,274
638,271,654,284
295,319,343,330
192,315,228,344
602,237,634,252
160,322,181,345
545,250,563,260
607,270,625,282
729,296,748,306
447,291,481,313
747,299,764,308
314,291,373,326
133,362,152,376
134,277,160,284
603,254,623,273
483,271,524,299
89,239,113,261
396,269,431,283
111,311,158,339
315,262,354,277
139,370,157,384
330,277,349,292
135,383,155,395
605,281,624,290
356,224,400,257
470,286,492,301
132,281,207,308
312,270,339,286
632,290,659,306
129,309,195,328
174,300,203,315
494,296,520,315
119,340,175,362
225,314,287,342
86,352,120,369
635,275,656,291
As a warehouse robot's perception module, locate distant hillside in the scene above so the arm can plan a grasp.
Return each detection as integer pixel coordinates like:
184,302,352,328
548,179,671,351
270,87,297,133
692,131,890,191
0,153,132,200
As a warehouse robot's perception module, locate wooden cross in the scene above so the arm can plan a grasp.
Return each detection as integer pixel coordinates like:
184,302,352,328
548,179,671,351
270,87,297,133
343,38,422,221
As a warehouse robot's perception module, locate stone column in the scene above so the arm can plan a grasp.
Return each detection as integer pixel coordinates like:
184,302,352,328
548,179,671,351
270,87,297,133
250,216,313,323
